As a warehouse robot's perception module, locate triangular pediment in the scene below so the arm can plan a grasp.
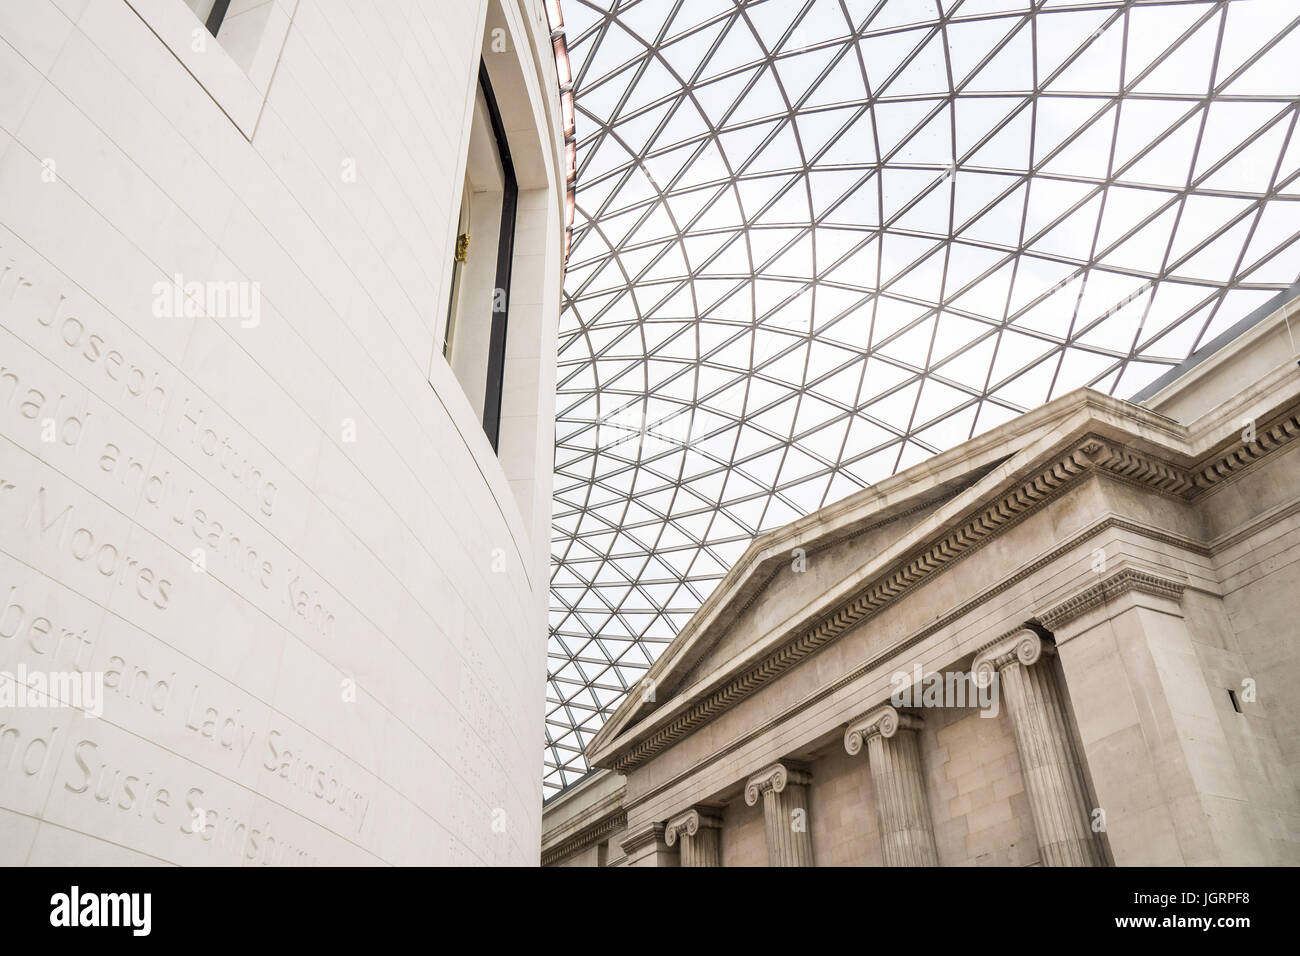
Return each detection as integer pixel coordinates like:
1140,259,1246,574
656,459,999,703
583,385,1220,770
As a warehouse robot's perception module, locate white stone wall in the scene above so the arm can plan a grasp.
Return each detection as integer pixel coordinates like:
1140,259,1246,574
718,789,765,867
922,705,1039,867
807,745,880,866
1197,444,1300,864
0,0,563,865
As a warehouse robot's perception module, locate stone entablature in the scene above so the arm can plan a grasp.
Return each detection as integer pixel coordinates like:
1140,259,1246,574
540,771,627,866
541,811,627,867
620,823,667,858
1036,568,1185,632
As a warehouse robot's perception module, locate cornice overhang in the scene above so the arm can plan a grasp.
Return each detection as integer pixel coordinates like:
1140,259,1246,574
585,383,1300,775
539,770,625,865
540,809,627,866
619,822,666,857
1039,566,1187,632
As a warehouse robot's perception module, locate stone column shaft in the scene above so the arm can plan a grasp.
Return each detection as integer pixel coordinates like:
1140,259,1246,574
845,705,938,866
975,630,1101,867
745,762,814,866
664,808,721,866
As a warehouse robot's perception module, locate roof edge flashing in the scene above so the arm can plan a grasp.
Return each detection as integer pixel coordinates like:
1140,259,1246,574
1132,280,1300,407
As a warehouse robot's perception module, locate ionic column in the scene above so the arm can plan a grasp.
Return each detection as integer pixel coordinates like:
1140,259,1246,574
844,705,938,866
744,762,814,866
973,629,1101,867
664,808,721,867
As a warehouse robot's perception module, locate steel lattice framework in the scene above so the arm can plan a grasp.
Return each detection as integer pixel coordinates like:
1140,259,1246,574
544,0,1300,797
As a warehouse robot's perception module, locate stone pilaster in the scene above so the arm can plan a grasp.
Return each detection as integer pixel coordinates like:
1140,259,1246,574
664,808,721,867
973,629,1101,866
744,762,814,866
620,822,676,867
1042,569,1275,865
845,705,939,866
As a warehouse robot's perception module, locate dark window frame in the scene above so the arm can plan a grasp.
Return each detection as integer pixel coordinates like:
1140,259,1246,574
476,60,517,453
205,0,232,36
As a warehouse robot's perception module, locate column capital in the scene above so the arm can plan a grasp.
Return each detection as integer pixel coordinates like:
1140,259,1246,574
972,628,1046,687
843,704,922,756
663,807,720,847
743,761,811,806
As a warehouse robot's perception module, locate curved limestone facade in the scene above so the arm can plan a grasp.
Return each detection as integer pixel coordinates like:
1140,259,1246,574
0,0,565,865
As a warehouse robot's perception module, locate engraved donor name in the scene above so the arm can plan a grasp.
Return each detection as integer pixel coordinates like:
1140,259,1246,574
31,295,168,422
0,362,96,450
26,487,172,611
101,658,257,765
2,362,334,639
264,729,370,835
3,324,277,521
0,584,95,669
177,397,278,517
0,260,166,427
61,738,318,865
93,659,367,834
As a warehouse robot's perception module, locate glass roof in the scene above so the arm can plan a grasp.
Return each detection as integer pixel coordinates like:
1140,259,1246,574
545,0,1300,797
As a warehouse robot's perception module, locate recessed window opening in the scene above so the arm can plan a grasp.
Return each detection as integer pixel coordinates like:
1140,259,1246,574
196,0,231,35
184,0,276,72
444,60,517,453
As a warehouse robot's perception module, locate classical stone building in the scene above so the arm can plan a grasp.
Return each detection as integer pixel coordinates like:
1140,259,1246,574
0,0,568,865
543,291,1300,867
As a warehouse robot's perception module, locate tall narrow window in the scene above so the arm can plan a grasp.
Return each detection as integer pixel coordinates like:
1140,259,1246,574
204,0,230,35
443,61,517,452
181,0,277,76
134,0,291,137
185,1,231,36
